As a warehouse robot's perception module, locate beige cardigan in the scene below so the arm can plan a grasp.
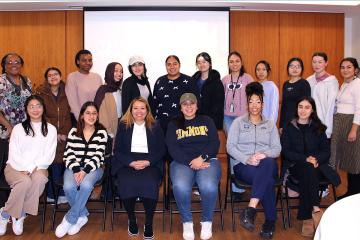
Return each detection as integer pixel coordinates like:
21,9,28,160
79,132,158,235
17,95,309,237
99,93,119,137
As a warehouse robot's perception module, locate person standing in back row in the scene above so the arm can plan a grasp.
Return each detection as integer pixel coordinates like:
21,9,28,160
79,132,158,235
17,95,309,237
65,49,102,122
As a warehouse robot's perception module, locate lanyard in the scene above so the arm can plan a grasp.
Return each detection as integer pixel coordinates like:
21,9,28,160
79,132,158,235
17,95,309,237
230,74,242,100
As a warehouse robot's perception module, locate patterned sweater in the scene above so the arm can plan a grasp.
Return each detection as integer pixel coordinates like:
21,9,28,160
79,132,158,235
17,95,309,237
63,127,108,173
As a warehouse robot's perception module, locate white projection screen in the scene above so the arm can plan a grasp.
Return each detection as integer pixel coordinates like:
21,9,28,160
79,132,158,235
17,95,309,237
84,8,229,88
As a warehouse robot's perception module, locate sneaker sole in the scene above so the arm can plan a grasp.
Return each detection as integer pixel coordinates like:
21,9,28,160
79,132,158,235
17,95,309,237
143,234,154,240
128,228,139,237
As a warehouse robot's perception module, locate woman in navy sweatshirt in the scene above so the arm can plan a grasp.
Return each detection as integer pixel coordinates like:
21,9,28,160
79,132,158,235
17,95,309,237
166,93,221,240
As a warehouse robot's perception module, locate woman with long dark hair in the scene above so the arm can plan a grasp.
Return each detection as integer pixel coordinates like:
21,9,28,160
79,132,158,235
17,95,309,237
279,57,311,133
192,52,224,129
55,101,108,238
0,95,57,236
112,97,165,240
222,51,253,133
95,62,123,140
227,82,281,239
330,57,360,198
166,93,221,240
281,96,340,237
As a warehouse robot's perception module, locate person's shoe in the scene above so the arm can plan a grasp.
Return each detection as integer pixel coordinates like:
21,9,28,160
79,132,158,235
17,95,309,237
0,208,9,236
260,220,275,239
12,216,25,235
240,207,256,231
46,197,55,203
200,221,212,240
183,222,195,240
301,219,314,237
67,216,88,235
55,217,72,238
128,220,139,236
57,196,68,205
312,209,324,229
320,187,329,198
143,224,154,240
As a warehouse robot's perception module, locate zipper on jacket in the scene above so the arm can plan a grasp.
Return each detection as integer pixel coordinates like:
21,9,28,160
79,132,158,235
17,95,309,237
253,124,257,154
57,106,60,130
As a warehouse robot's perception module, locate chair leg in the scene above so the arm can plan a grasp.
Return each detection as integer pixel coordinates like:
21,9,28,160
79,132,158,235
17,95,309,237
41,189,47,233
230,190,235,232
278,187,287,229
331,184,338,202
224,169,230,210
285,186,292,228
217,186,224,231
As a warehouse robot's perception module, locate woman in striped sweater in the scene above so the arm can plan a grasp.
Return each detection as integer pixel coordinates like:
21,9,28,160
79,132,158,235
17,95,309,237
55,101,108,238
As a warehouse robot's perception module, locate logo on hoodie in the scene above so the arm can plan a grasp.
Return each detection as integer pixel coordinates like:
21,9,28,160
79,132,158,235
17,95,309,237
176,125,208,139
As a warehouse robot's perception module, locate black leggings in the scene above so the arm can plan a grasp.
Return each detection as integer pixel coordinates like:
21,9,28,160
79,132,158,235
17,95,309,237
122,197,157,225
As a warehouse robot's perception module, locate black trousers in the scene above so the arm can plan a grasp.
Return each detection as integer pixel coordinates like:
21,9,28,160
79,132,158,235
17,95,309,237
289,162,322,220
122,197,157,226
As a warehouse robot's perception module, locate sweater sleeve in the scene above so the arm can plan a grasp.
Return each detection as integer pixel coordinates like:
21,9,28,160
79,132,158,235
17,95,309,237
324,78,339,138
280,126,307,164
200,117,220,159
121,79,134,115
226,119,249,165
37,125,57,170
270,83,279,124
166,121,194,165
148,124,166,166
210,77,225,129
352,79,360,125
65,75,80,120
262,123,281,158
314,133,330,165
8,125,23,166
83,130,108,174
112,124,135,175
63,128,81,173
279,83,287,129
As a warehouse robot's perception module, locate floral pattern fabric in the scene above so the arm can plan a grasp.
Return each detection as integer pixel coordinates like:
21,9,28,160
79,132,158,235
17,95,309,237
0,73,32,139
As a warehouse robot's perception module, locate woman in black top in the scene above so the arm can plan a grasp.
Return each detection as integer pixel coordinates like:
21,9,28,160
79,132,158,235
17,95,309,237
122,55,153,115
279,57,311,133
281,96,340,237
191,52,224,129
112,97,165,240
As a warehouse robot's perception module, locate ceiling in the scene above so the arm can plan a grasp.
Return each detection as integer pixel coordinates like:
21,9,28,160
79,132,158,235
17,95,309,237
0,0,359,16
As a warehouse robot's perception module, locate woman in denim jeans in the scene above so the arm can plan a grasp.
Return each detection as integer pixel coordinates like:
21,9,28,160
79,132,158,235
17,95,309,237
55,102,108,238
166,93,221,240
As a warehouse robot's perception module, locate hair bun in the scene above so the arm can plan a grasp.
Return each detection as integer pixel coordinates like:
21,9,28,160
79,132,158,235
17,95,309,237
245,82,264,98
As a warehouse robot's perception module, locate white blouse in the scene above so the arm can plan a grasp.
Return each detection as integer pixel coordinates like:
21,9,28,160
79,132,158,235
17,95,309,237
336,77,360,125
131,122,148,153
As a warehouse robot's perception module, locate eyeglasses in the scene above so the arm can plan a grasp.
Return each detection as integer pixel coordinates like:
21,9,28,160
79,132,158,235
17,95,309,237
227,83,242,90
28,104,43,110
6,60,21,65
289,65,301,70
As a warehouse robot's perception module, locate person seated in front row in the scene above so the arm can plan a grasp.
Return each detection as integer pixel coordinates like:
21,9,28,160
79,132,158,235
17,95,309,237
112,97,165,240
166,93,221,240
281,96,340,237
227,82,281,239
55,101,108,238
0,95,57,236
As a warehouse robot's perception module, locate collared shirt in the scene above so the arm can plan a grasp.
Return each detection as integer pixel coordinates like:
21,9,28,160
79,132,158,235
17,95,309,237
131,122,148,153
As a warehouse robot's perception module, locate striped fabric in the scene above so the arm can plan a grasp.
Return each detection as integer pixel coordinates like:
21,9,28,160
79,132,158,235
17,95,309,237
63,127,108,173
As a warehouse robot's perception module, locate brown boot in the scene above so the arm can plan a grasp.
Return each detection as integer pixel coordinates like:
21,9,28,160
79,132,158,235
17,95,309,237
312,209,324,229
301,219,314,237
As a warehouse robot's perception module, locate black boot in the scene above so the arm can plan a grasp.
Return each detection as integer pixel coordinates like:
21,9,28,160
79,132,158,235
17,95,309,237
143,224,154,240
260,220,275,239
240,207,256,231
128,219,138,236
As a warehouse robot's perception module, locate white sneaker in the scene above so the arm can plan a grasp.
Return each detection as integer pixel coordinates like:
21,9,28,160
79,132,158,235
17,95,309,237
57,196,68,205
12,216,25,235
200,221,212,240
320,187,329,198
67,216,88,235
183,222,195,240
55,217,72,238
0,208,9,236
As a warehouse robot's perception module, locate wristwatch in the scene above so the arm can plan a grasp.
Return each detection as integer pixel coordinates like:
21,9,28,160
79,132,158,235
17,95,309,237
201,154,209,162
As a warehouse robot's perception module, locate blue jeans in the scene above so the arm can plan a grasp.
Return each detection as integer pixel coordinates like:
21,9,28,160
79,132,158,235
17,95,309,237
63,168,103,224
233,157,278,221
223,115,237,134
170,159,221,223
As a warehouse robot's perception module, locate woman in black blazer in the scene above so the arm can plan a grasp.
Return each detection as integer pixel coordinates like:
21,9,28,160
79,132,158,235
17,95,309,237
281,96,340,237
191,52,224,129
112,97,165,240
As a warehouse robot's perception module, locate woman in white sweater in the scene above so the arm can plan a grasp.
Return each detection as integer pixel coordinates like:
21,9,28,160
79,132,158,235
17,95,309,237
307,52,339,138
0,95,57,236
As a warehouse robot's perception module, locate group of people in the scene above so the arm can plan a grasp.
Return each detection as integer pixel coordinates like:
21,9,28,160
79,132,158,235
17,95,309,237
0,49,358,240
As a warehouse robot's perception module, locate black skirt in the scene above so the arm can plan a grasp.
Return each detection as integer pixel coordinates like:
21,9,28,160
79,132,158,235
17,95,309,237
114,153,162,200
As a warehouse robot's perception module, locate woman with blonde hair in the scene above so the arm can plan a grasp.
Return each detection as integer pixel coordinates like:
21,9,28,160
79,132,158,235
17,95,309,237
112,97,165,240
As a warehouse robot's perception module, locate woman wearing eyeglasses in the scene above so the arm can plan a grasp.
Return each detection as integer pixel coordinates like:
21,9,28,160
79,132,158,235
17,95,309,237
122,55,154,116
192,52,224,130
0,53,32,167
222,51,253,134
279,57,311,134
